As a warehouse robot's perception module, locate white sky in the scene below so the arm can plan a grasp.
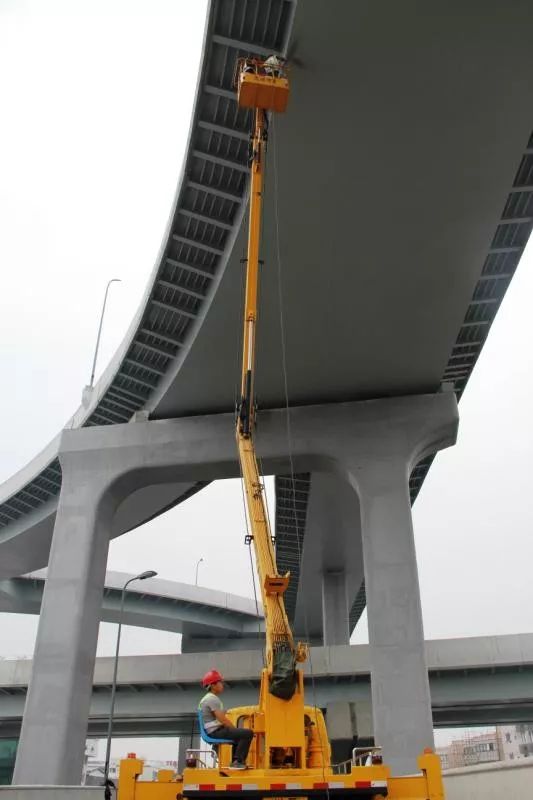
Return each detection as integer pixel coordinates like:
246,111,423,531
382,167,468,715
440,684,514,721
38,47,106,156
1,0,532,760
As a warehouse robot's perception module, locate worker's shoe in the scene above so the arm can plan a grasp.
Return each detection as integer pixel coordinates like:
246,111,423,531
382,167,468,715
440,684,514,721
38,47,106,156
228,761,247,770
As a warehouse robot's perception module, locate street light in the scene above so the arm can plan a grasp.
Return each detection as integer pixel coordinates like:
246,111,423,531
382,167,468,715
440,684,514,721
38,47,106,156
82,278,121,406
103,570,157,792
90,277,122,387
195,557,204,586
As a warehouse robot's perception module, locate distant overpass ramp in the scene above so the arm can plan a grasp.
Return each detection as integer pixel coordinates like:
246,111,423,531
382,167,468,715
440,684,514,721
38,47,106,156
1,2,533,637
0,571,263,644
0,634,531,738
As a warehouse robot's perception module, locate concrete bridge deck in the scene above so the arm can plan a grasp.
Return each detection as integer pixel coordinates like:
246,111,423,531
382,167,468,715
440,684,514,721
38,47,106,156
0,571,263,643
1,635,531,738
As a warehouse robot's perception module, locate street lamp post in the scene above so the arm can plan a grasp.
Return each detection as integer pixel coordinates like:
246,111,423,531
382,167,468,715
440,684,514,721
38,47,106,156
103,570,157,792
195,558,204,586
89,278,121,388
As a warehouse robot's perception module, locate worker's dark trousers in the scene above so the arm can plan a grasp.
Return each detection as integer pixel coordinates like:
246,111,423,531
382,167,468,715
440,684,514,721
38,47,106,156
210,726,253,763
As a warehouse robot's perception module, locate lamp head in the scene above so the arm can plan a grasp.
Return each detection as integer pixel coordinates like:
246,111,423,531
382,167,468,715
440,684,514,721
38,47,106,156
137,570,157,581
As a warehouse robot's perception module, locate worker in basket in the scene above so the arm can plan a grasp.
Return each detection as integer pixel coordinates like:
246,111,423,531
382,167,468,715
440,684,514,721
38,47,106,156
199,670,253,770
263,54,285,77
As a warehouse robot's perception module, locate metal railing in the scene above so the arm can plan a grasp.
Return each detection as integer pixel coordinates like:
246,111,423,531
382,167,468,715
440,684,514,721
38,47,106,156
352,746,383,767
185,748,217,769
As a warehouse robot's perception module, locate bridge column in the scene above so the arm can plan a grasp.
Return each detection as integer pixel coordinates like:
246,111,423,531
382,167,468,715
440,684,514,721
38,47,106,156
355,459,433,775
340,393,457,776
326,701,355,763
13,457,112,785
295,470,363,647
325,701,375,764
322,570,349,646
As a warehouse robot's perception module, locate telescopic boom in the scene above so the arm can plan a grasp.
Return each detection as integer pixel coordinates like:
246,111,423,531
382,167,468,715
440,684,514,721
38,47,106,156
235,57,306,701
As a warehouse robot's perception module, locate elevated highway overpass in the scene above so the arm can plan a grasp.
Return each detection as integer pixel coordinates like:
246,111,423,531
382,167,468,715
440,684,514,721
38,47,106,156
0,572,263,647
1,0,533,640
0,635,531,739
4,0,533,784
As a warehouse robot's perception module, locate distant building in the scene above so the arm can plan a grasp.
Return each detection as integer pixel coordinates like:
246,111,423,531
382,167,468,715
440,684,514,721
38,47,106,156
437,738,465,770
463,731,501,766
437,724,533,770
499,724,533,761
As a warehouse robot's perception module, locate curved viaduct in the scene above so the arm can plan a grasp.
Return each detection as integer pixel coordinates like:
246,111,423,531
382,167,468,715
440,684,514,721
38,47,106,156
0,572,263,647
1,0,533,643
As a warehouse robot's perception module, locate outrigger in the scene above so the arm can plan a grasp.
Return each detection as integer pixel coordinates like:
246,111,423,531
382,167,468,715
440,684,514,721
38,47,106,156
118,56,445,800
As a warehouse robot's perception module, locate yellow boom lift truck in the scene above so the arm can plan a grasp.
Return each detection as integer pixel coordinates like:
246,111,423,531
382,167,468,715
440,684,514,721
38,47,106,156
117,57,445,800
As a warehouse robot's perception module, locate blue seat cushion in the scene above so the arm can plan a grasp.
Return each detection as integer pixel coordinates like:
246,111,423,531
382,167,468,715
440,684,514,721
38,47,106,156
198,709,233,744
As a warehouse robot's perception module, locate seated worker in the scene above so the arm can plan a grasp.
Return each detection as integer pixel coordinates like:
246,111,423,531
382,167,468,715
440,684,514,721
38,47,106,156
199,670,253,770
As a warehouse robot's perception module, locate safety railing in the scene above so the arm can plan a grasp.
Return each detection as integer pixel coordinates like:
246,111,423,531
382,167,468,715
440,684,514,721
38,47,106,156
352,746,383,767
185,748,217,769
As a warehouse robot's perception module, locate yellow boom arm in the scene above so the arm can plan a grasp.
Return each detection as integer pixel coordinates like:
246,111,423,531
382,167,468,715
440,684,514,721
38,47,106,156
236,60,305,699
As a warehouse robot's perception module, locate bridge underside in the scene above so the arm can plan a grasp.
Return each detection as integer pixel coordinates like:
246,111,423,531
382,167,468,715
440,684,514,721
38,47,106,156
148,1,533,632
152,2,533,418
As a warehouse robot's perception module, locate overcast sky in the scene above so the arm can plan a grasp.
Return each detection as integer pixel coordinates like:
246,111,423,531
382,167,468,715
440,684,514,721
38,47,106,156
1,0,532,761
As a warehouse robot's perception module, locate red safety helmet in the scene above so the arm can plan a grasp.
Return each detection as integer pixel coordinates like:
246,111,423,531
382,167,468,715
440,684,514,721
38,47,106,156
202,669,224,688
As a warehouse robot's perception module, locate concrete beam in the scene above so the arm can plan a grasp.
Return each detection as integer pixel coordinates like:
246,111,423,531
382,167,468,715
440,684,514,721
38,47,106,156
326,702,356,763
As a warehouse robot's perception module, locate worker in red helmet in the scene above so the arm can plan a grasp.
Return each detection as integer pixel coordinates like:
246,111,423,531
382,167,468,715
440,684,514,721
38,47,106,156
199,669,253,770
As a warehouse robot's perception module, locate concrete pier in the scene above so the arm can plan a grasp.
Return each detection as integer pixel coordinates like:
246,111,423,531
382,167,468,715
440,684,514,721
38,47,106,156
13,394,457,783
